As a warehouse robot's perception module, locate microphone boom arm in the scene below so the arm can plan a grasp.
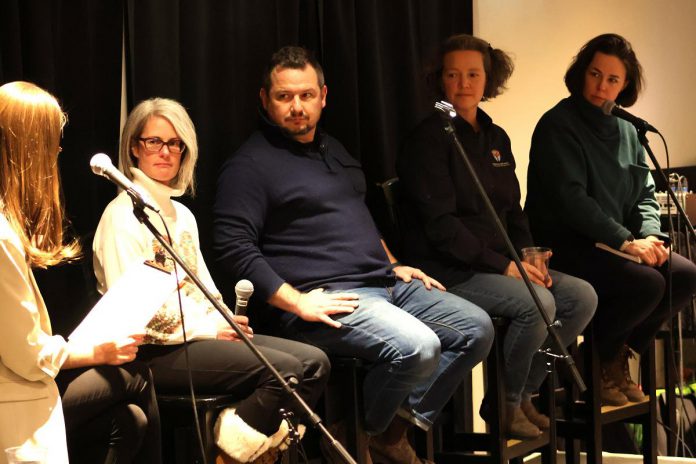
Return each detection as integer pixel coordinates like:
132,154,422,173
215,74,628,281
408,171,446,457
434,101,587,393
128,202,356,464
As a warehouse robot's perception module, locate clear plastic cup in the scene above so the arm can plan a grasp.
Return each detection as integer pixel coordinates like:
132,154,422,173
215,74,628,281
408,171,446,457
521,246,552,286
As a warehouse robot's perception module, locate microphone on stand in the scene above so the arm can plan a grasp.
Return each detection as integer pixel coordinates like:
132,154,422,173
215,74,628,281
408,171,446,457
601,100,658,133
90,153,160,213
234,280,254,316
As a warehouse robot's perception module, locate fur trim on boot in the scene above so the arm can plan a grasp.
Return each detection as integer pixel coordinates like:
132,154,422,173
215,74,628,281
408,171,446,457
215,408,295,463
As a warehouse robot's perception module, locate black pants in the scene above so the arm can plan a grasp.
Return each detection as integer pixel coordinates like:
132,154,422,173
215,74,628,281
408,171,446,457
138,334,330,435
554,246,696,361
56,361,161,464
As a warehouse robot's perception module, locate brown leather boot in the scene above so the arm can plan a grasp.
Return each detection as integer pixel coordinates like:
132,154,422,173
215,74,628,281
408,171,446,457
320,421,372,464
506,404,542,439
600,363,629,406
520,399,550,429
370,431,434,464
612,346,647,402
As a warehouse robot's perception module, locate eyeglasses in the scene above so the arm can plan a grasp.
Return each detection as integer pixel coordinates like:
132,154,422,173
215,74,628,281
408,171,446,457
137,137,186,154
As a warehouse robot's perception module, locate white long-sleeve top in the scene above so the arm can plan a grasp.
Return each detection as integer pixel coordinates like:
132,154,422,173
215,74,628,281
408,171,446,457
0,210,69,464
93,168,229,345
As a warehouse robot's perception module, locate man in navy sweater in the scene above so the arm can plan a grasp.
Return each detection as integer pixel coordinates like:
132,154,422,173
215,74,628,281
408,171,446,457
213,46,493,463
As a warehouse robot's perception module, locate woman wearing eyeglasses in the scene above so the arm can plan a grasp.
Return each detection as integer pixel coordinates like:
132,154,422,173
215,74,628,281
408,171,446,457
93,98,330,464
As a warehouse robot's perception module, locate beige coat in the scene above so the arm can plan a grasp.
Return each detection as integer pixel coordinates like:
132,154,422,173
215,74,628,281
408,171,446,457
0,214,69,464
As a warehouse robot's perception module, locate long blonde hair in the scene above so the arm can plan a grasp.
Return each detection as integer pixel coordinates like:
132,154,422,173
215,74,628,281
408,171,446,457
0,81,80,267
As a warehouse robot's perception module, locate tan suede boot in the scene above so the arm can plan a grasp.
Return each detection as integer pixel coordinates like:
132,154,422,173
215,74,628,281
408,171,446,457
520,399,550,430
320,421,372,464
506,404,542,439
369,431,434,464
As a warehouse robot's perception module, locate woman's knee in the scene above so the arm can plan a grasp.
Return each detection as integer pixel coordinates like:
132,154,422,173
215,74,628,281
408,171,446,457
514,288,555,334
555,275,597,326
305,345,331,379
575,278,598,310
627,266,666,305
114,404,148,450
465,307,495,358
669,254,696,301
273,354,306,384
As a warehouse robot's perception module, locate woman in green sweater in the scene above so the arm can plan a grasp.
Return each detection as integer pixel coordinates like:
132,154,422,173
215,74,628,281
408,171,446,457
525,33,696,406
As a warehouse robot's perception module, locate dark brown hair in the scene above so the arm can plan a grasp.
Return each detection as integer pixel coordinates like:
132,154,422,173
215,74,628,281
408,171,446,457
262,46,325,92
564,33,643,107
426,33,514,101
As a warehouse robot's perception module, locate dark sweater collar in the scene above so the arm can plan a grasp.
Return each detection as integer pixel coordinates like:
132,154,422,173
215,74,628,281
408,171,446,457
567,94,618,137
258,108,326,159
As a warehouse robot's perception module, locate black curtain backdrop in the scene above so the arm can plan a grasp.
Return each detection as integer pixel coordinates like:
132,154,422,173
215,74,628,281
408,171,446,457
126,0,472,271
0,0,123,235
0,0,123,334
1,0,471,326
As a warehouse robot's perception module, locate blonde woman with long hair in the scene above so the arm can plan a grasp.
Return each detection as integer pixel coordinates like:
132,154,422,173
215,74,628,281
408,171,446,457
0,81,160,464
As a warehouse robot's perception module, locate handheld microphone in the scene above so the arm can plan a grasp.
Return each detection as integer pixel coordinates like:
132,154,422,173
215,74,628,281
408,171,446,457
234,280,254,317
90,153,160,213
601,100,658,133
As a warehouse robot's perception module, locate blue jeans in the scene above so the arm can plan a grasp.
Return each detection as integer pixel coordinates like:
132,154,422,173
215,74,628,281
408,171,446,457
278,279,493,434
450,269,596,405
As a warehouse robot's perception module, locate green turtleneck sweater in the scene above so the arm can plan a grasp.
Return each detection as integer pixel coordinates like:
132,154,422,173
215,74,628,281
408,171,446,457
525,95,662,251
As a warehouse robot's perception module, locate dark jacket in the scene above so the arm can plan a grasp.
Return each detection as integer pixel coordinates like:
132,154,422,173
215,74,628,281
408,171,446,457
397,109,533,287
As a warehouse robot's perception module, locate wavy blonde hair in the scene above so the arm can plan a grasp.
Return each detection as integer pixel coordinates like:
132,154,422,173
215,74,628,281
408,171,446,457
0,81,80,268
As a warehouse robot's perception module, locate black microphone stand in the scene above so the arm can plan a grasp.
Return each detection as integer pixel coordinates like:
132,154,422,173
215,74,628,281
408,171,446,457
434,101,587,393
130,203,356,464
637,125,696,457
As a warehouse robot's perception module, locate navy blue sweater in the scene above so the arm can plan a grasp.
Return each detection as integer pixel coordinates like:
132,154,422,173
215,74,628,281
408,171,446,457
213,123,394,304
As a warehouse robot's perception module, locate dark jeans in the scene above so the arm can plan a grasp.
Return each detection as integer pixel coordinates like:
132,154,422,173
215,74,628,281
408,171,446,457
553,246,696,361
56,361,161,464
138,335,330,436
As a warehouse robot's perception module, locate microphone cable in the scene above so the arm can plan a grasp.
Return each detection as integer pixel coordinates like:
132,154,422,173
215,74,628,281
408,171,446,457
657,132,696,455
156,211,210,464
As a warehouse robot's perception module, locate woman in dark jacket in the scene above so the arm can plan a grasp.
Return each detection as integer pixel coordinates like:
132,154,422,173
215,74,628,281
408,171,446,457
398,34,596,438
525,33,696,406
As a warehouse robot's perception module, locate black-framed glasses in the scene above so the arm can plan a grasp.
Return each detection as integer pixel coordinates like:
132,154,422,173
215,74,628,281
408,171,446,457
137,137,186,154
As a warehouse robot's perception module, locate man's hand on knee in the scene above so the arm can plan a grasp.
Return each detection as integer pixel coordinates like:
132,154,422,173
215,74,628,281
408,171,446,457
295,288,360,328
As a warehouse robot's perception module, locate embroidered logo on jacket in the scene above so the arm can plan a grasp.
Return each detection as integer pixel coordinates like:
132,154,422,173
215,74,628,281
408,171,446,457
491,149,511,167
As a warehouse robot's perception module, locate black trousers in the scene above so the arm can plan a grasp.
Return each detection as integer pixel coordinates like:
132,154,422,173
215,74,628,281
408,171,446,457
553,246,696,361
138,334,330,435
56,361,161,464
